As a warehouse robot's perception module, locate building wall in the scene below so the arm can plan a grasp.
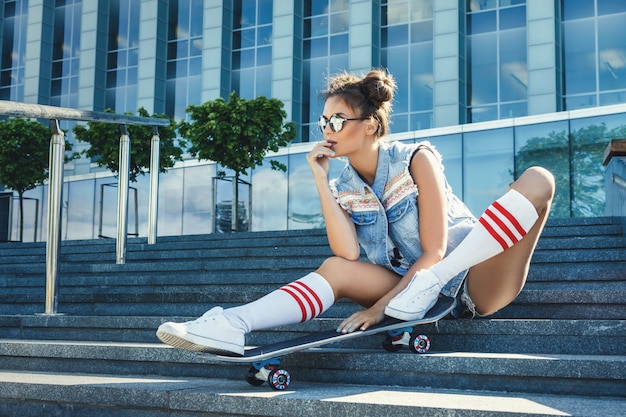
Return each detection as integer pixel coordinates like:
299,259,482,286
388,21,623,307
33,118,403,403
1,0,626,241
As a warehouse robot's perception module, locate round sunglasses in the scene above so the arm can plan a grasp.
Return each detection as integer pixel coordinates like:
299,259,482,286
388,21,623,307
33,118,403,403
318,113,368,133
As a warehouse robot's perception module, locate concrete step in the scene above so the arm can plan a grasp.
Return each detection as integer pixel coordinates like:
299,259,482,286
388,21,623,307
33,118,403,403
1,315,624,356
0,339,624,398
2,370,624,417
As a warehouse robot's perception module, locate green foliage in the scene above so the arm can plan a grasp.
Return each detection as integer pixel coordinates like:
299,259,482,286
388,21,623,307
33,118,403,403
178,92,297,178
0,117,75,240
0,118,52,194
73,108,182,182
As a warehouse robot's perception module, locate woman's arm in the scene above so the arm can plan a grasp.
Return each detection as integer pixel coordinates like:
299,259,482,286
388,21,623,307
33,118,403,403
306,142,360,260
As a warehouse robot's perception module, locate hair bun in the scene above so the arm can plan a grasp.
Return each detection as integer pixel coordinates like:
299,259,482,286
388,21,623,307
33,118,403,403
362,69,396,108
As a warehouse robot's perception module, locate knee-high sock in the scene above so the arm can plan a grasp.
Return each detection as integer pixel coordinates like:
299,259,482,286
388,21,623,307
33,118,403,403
223,272,335,333
430,189,539,287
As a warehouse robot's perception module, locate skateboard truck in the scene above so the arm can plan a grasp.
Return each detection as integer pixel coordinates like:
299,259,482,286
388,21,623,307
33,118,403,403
246,358,291,390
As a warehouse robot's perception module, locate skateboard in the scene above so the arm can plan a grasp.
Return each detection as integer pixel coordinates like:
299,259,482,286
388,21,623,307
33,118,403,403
197,295,456,390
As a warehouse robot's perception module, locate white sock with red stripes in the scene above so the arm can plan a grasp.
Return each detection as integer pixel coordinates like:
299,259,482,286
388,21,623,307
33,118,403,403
429,189,538,287
222,272,335,333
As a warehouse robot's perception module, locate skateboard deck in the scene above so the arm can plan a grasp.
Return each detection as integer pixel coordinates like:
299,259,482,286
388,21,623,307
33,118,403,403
197,295,456,390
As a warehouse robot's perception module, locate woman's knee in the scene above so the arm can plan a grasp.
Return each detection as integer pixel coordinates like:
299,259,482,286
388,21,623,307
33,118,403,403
513,166,555,209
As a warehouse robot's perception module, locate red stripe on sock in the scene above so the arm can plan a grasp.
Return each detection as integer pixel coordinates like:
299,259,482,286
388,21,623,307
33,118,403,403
293,280,324,317
492,201,528,237
279,287,307,322
479,217,508,250
286,282,318,320
484,208,519,245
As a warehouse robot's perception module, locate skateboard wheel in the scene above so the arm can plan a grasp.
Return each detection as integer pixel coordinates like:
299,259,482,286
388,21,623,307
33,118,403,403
268,368,291,390
410,334,430,354
246,366,265,386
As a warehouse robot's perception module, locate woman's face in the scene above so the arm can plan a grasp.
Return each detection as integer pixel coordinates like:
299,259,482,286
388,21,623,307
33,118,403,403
320,96,370,158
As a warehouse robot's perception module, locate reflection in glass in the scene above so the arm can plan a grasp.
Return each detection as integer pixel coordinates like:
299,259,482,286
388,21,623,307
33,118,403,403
515,122,570,217
182,164,216,235
252,155,289,231
425,134,463,198
569,115,626,217
463,128,514,215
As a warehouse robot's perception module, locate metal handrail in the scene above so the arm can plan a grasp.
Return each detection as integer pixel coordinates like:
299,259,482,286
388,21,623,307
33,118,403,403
0,100,169,315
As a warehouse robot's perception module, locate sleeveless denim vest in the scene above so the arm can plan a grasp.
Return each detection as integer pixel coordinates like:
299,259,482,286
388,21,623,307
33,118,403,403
329,140,476,297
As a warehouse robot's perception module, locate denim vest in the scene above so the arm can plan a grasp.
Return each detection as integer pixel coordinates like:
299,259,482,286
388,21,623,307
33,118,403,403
329,140,476,297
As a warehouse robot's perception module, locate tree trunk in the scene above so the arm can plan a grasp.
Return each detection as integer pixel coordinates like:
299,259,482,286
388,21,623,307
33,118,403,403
18,190,24,242
232,172,239,232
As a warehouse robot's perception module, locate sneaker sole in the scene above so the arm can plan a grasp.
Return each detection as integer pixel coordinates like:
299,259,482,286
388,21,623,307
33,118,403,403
156,330,243,357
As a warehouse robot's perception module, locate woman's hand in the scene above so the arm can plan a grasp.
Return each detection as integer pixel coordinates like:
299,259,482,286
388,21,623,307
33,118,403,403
306,140,336,179
336,304,386,334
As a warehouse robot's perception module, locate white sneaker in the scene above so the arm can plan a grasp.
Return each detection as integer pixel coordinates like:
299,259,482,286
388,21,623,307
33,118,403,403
156,307,245,356
385,270,442,321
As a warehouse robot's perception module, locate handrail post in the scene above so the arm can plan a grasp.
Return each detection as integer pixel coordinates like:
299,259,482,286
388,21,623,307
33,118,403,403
43,119,64,315
148,126,160,244
116,124,130,264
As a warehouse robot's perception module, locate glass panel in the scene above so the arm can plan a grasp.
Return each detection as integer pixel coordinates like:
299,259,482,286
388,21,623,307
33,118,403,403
411,0,433,21
463,128,514,216
331,0,349,12
598,14,626,91
499,5,525,30
255,66,272,97
330,34,349,54
569,114,626,217
562,0,594,20
182,165,215,235
499,28,527,101
563,19,596,95
384,46,409,113
310,15,328,37
426,134,463,197
252,155,288,231
258,0,273,24
410,20,433,43
330,12,349,33
257,25,272,45
468,10,496,34
469,33,497,105
598,0,626,15
240,0,256,27
564,94,596,110
288,153,322,229
515,121,570,218
158,167,184,236
469,0,497,11
384,24,409,47
469,105,497,122
256,46,272,66
387,2,409,25
410,42,433,111
500,101,527,118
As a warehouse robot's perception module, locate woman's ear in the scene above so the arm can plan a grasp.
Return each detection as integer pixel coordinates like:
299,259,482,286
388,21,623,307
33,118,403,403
365,118,379,135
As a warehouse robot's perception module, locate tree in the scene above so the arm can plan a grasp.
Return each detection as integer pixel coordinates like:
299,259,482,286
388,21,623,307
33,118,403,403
0,118,73,241
73,108,182,182
178,92,297,232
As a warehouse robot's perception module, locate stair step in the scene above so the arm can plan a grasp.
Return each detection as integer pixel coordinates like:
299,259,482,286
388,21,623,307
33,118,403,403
2,370,624,417
0,340,624,398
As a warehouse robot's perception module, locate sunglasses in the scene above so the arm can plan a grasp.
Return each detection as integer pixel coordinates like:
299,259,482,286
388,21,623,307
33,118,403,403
318,114,368,133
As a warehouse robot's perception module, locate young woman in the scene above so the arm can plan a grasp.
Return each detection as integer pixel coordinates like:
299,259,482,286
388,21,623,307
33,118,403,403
157,69,555,356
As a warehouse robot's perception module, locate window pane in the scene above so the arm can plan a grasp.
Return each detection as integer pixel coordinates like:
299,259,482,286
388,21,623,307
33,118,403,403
562,0,594,20
469,10,496,34
598,14,626,91
427,134,463,197
469,33,497,105
252,155,288,231
463,128,514,215
499,28,527,101
563,19,595,95
515,121,570,217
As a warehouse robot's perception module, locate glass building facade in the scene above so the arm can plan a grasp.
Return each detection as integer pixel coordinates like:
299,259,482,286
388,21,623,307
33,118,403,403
1,0,625,242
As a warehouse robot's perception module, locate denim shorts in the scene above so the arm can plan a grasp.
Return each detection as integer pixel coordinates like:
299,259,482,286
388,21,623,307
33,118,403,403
449,277,488,319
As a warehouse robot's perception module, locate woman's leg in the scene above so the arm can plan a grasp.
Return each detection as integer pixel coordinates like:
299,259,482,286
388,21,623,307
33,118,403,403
386,166,555,320
157,256,401,355
466,166,555,315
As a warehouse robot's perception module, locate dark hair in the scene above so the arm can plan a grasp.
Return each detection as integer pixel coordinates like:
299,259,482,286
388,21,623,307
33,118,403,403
322,69,396,137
